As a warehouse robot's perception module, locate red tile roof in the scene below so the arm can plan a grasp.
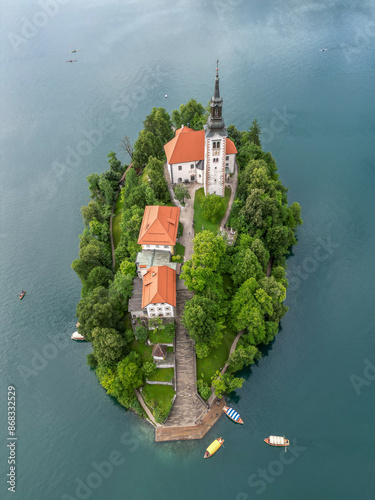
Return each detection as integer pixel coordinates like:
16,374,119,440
141,266,176,308
164,127,237,164
138,206,180,246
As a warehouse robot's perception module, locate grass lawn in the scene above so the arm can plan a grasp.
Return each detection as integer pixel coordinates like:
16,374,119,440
193,187,231,235
149,328,174,344
131,340,153,363
196,326,237,386
147,367,174,382
142,384,175,420
173,243,185,263
112,194,124,249
167,346,173,353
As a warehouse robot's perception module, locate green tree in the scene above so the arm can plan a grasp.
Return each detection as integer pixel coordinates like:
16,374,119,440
135,325,149,343
119,260,137,278
143,157,170,203
143,361,157,378
164,322,175,339
182,295,223,349
110,271,133,301
87,173,101,200
211,371,245,398
231,247,265,288
180,231,227,293
227,344,260,373
143,107,173,146
91,327,128,366
201,193,225,223
76,286,125,341
87,352,98,368
117,352,145,390
86,266,114,290
197,378,211,400
132,130,161,169
249,118,261,146
231,278,278,345
195,342,211,359
171,99,208,130
81,201,103,226
227,124,244,150
173,184,190,204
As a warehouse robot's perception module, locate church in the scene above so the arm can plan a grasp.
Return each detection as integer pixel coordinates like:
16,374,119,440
164,66,237,197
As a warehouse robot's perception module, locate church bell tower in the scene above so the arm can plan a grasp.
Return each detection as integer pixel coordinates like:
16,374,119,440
203,61,227,197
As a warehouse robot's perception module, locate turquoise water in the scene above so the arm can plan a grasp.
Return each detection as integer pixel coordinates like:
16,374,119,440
1,1,375,499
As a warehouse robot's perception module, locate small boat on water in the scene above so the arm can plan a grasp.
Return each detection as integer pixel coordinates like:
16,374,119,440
223,406,243,424
71,331,85,341
19,291,26,300
264,436,289,448
204,437,224,458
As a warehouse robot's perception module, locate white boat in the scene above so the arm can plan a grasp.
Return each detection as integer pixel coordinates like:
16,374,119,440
71,331,85,341
264,435,289,447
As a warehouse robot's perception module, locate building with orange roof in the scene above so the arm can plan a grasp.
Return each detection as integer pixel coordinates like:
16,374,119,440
128,266,176,319
137,205,180,254
164,66,237,197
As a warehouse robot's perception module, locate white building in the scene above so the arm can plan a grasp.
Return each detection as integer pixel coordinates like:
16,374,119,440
164,66,237,197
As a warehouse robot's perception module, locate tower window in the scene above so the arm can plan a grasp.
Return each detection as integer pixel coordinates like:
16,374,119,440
226,156,229,160
178,165,182,171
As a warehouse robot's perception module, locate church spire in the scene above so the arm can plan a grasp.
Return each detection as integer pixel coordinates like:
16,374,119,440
206,60,225,133
214,59,220,98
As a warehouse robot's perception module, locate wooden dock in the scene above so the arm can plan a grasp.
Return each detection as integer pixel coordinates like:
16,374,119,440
155,398,226,442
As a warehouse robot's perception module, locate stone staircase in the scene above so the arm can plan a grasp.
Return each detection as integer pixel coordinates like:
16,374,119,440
163,289,207,427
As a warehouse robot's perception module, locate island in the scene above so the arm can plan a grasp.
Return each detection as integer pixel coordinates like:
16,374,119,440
72,67,302,441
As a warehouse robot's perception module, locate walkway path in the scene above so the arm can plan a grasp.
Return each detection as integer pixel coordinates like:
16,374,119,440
155,397,226,442
177,182,201,261
163,289,207,429
163,162,201,261
220,160,238,228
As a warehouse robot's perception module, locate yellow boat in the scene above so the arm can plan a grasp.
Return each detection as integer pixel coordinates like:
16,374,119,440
204,437,224,458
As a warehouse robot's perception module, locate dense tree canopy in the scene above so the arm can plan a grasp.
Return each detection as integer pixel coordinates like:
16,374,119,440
201,193,225,223
182,295,224,357
171,99,208,130
91,327,128,366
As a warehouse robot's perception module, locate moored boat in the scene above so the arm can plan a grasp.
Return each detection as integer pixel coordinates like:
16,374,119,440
204,437,224,458
264,436,289,447
71,331,85,341
19,291,26,300
223,406,243,424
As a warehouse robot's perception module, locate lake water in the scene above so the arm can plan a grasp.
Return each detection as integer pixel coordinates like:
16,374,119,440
1,1,375,499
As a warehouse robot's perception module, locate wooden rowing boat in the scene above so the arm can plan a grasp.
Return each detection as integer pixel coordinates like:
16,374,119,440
204,437,224,458
19,291,26,300
264,436,289,447
223,406,243,424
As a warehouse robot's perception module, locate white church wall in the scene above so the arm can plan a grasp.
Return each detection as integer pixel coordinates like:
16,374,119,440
170,161,196,184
